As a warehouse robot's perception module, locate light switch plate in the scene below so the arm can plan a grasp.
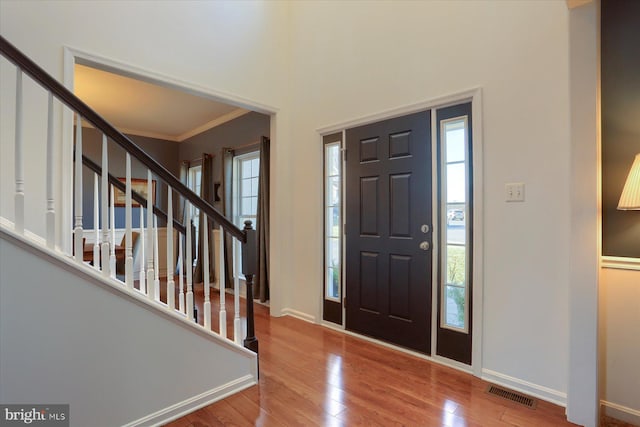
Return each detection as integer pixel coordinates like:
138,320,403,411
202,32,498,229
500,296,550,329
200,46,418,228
506,182,525,202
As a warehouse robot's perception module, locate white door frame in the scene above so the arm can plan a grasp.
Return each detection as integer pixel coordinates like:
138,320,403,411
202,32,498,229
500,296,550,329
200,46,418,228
317,87,484,377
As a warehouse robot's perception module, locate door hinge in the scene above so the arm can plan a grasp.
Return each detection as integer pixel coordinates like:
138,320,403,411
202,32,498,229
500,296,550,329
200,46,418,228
341,148,347,161
343,296,346,307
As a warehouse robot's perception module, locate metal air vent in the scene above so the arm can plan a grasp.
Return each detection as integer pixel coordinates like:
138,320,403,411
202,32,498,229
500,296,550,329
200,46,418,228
486,385,537,409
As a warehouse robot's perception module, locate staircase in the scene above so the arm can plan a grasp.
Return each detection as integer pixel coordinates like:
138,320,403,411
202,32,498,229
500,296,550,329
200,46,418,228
0,36,259,426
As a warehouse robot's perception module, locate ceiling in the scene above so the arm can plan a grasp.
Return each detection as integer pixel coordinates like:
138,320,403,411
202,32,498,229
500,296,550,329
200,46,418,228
74,64,248,142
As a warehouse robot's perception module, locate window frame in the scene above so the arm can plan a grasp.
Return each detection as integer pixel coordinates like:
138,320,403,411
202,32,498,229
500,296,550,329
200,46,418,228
232,151,260,280
232,151,260,230
187,164,202,263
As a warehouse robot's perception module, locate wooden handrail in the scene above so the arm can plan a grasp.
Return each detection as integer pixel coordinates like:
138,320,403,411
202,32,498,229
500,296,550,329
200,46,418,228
0,35,245,242
81,155,186,235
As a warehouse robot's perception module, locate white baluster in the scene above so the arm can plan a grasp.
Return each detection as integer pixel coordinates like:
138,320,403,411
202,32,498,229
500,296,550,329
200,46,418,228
186,204,194,322
233,238,243,345
101,134,110,277
218,226,227,339
110,184,116,279
203,216,211,330
73,114,83,263
178,231,185,314
93,174,100,268
166,189,175,311
46,93,55,249
14,70,24,234
139,207,146,294
146,171,155,300
153,216,160,301
125,154,133,289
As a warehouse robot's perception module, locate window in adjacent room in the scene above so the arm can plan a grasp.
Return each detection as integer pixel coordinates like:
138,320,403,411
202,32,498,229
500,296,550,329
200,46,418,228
233,151,260,277
187,164,202,263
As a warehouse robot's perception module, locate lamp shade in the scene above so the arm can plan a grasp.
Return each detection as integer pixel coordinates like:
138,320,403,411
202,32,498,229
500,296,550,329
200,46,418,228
618,153,640,210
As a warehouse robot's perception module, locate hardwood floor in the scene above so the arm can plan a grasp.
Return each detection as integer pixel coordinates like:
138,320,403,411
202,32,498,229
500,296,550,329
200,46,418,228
163,286,581,427
600,415,638,427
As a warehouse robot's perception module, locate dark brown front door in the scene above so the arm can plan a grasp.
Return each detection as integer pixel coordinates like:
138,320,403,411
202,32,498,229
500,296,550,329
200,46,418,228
345,111,432,353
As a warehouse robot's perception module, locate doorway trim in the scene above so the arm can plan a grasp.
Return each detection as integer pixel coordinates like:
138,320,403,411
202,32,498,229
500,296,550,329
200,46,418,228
60,45,279,308
317,88,484,377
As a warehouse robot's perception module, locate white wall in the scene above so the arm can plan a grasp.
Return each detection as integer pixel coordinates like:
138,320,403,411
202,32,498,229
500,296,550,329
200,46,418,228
286,0,572,404
600,267,640,425
0,1,604,425
0,230,256,426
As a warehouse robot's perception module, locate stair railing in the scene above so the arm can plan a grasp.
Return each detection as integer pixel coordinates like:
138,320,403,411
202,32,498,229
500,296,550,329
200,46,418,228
0,35,259,355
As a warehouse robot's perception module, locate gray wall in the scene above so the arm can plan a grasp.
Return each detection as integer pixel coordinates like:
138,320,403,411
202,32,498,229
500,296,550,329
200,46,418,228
180,111,269,160
82,112,270,229
80,127,180,230
601,0,640,258
179,111,270,212
79,111,269,230
0,231,256,427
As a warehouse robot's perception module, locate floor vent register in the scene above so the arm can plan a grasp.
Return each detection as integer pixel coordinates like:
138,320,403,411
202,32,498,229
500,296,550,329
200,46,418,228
486,385,537,409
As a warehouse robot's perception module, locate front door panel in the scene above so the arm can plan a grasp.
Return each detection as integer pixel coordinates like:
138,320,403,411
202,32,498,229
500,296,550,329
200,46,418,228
345,111,432,353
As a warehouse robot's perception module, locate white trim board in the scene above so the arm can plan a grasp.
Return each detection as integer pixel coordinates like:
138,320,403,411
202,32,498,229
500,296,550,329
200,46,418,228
123,375,256,427
470,89,485,378
430,109,440,365
316,88,480,135
601,256,640,271
281,308,317,324
600,400,640,426
63,46,278,115
481,368,567,407
1,217,48,250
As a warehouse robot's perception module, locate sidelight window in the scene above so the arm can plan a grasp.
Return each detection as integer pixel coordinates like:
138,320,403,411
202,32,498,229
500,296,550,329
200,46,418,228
324,141,342,302
440,117,470,332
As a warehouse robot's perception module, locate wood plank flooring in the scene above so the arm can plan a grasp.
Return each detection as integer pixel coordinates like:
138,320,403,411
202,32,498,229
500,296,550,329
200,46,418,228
600,415,638,427
163,287,581,427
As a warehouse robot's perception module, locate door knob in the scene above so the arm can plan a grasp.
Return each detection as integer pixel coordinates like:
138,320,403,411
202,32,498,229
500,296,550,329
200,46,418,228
419,241,430,251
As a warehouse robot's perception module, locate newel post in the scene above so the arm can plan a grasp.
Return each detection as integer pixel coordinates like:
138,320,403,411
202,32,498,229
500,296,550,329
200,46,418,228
242,221,259,355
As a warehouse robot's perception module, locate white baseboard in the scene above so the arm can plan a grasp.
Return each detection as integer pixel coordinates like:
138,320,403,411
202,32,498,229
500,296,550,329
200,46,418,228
281,308,317,324
481,368,567,407
601,400,640,426
124,374,257,427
